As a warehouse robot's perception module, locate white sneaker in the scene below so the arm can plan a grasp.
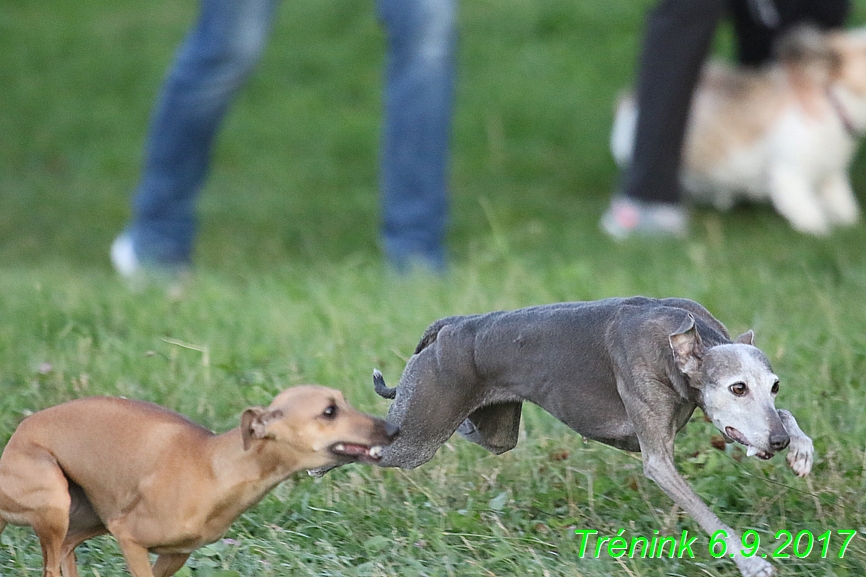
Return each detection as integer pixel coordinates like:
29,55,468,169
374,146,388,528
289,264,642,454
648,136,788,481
110,233,140,278
110,233,188,298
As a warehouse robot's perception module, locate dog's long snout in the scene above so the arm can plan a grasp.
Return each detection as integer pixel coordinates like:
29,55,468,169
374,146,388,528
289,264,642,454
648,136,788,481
769,431,790,452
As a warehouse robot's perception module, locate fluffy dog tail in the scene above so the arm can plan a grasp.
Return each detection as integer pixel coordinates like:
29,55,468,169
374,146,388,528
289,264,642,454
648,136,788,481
372,369,396,399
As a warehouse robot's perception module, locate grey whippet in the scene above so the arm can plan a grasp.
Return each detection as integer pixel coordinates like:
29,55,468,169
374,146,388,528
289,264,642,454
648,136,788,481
370,297,814,577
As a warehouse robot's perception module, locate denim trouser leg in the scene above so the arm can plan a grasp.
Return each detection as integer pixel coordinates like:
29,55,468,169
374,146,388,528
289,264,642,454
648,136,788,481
129,0,279,266
378,0,456,271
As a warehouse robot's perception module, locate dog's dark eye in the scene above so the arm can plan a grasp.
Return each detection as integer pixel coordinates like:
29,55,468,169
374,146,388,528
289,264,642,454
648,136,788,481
322,405,338,419
729,382,748,396
771,381,780,395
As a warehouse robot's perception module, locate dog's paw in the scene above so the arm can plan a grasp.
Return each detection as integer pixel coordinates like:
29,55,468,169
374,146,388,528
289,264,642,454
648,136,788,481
786,433,814,477
788,213,831,236
736,553,775,577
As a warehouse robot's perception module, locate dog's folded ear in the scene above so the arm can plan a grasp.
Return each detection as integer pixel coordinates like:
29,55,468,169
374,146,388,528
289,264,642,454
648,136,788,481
735,330,754,346
669,313,706,379
240,407,284,450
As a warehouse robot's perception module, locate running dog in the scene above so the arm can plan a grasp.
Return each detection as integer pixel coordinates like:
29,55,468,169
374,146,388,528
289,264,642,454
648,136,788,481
372,297,813,577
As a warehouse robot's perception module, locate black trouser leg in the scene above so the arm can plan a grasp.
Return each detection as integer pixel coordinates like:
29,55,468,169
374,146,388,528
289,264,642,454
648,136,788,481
622,0,726,204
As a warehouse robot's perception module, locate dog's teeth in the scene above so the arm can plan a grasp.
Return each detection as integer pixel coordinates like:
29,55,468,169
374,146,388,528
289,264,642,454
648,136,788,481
369,446,383,458
746,445,759,457
334,444,345,452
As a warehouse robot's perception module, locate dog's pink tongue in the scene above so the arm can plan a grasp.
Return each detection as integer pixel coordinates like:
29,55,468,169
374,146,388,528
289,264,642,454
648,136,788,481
339,444,370,456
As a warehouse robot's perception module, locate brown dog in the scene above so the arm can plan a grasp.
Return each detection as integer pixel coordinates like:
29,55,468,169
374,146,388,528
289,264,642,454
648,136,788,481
0,386,398,577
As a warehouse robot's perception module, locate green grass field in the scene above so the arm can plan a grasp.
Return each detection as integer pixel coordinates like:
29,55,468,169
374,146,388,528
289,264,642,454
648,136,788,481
3,0,866,575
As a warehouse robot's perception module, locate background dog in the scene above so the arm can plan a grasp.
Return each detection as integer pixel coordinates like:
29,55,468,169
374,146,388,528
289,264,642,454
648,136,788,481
611,26,866,235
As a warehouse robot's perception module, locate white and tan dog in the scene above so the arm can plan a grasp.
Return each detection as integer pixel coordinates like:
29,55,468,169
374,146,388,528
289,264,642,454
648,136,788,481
612,26,866,235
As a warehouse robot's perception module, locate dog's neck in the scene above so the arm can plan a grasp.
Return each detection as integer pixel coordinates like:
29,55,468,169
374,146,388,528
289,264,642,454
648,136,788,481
201,429,303,523
827,87,864,138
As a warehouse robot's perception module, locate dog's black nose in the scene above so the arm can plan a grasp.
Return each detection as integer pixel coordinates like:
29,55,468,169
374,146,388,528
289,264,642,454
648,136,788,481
769,432,790,452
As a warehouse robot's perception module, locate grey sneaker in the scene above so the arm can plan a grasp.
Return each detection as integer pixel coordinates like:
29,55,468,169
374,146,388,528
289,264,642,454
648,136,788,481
600,195,688,240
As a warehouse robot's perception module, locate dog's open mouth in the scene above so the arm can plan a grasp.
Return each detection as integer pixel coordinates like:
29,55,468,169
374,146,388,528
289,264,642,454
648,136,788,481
329,443,386,463
724,427,773,460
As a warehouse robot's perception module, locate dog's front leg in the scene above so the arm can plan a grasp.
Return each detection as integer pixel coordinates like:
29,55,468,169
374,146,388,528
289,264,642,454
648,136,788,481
777,409,814,477
624,386,774,577
768,165,830,235
152,553,191,577
641,445,775,577
820,171,860,227
115,536,158,577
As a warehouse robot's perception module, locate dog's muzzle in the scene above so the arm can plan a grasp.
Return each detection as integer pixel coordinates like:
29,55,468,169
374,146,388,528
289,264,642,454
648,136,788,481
725,426,777,460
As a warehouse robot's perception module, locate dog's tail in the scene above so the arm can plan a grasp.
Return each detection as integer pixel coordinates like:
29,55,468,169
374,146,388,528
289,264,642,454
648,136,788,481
373,369,397,399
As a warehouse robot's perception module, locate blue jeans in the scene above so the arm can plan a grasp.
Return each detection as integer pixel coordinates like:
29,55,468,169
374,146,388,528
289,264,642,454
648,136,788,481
127,0,455,271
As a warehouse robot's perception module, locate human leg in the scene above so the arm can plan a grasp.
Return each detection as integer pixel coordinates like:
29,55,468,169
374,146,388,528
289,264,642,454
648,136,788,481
117,0,279,271
602,0,725,238
377,0,456,271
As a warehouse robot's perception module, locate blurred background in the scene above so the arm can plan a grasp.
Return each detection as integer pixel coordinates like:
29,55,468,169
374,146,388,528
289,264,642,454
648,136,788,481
8,0,864,270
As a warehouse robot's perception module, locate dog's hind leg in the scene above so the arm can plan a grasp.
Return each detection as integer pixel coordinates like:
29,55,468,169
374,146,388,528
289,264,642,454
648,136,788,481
457,402,522,454
0,446,72,577
60,527,108,577
35,511,70,577
376,353,482,469
60,480,108,577
114,534,157,577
